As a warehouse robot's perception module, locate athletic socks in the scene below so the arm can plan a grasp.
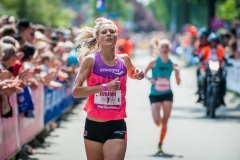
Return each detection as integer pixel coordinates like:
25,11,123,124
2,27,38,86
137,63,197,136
159,127,167,144
157,127,167,153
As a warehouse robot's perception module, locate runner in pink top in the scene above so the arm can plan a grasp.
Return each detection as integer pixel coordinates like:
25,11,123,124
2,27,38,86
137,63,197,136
72,18,144,160
84,52,127,120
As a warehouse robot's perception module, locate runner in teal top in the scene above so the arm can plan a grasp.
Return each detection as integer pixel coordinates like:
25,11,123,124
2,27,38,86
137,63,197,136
145,39,180,154
150,56,173,96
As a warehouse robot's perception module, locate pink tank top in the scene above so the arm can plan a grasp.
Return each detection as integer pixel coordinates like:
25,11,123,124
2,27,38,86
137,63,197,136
83,52,127,120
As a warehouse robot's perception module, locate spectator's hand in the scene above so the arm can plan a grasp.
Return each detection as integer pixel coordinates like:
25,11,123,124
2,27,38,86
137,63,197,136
67,66,74,73
49,81,62,90
54,59,62,70
50,68,57,76
1,79,23,93
33,58,42,66
0,68,10,81
58,70,69,79
28,78,39,90
0,79,13,89
41,71,56,85
18,68,34,83
16,52,24,60
33,66,42,74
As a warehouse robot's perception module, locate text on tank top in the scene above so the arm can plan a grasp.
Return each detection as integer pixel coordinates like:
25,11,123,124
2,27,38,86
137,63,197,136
84,52,127,120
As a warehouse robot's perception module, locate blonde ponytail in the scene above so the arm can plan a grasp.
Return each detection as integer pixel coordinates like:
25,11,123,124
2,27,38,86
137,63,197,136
76,27,98,60
76,17,117,61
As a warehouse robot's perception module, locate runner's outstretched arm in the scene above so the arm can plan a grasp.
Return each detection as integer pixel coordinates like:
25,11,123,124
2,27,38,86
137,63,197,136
144,59,156,79
173,63,181,85
120,54,144,80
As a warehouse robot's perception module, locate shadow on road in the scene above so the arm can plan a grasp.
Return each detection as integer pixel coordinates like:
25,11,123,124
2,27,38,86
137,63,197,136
148,152,183,158
33,152,57,155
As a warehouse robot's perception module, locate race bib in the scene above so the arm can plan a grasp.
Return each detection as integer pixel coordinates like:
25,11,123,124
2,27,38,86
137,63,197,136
154,78,170,92
94,90,121,110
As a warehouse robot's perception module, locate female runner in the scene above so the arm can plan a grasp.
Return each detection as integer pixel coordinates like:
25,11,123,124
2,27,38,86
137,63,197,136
72,18,144,160
145,39,180,153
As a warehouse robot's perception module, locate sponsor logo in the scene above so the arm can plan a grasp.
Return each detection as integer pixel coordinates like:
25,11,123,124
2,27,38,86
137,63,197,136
100,68,124,75
97,105,119,110
84,130,88,136
18,96,25,103
113,131,126,135
159,67,169,71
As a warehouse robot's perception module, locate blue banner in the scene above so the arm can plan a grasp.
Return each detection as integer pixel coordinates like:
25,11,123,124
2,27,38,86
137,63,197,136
44,79,75,125
17,86,34,114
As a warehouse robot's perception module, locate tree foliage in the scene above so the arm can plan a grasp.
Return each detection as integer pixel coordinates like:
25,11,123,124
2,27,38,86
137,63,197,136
0,0,76,27
90,0,133,20
148,0,171,29
218,0,240,22
147,0,239,31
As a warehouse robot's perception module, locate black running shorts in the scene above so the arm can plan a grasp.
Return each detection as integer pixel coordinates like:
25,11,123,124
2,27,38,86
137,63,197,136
84,118,127,143
149,92,173,104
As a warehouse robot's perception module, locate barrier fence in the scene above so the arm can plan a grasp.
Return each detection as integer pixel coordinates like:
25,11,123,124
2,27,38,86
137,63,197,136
0,79,77,160
226,59,240,95
179,47,240,95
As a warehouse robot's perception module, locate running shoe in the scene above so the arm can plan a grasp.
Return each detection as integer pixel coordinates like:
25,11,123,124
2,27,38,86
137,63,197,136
158,143,163,153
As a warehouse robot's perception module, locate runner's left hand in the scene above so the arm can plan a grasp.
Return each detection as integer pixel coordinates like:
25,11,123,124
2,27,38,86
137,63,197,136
134,68,144,80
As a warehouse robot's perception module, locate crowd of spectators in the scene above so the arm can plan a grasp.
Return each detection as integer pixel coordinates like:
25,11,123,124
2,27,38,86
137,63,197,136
173,19,240,62
0,15,79,118
146,18,240,63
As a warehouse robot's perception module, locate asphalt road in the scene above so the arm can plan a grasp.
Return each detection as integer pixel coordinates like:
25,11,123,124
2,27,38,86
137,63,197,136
31,49,240,160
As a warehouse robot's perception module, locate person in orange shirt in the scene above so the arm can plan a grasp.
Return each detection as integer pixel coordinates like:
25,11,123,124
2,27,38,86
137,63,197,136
124,36,134,57
195,29,209,96
116,36,134,57
195,28,209,56
116,38,126,55
197,32,226,105
200,33,224,63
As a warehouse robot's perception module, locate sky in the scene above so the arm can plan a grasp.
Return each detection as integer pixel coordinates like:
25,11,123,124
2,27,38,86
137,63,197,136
136,0,151,5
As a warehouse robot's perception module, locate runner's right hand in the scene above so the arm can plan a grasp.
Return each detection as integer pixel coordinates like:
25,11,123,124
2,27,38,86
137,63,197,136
149,79,156,85
106,78,121,91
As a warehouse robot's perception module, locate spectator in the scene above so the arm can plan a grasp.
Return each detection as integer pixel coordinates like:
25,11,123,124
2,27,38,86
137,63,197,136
56,29,65,42
17,19,35,44
1,36,20,49
0,43,17,71
14,34,25,47
12,43,35,77
1,25,17,37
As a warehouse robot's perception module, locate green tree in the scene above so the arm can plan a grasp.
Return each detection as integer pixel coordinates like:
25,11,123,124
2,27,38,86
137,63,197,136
0,0,75,27
90,0,133,21
148,0,171,29
218,0,240,22
0,3,17,18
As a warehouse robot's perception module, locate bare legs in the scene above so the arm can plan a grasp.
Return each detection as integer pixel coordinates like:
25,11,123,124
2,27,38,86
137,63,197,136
151,101,173,149
84,139,127,160
151,101,172,128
